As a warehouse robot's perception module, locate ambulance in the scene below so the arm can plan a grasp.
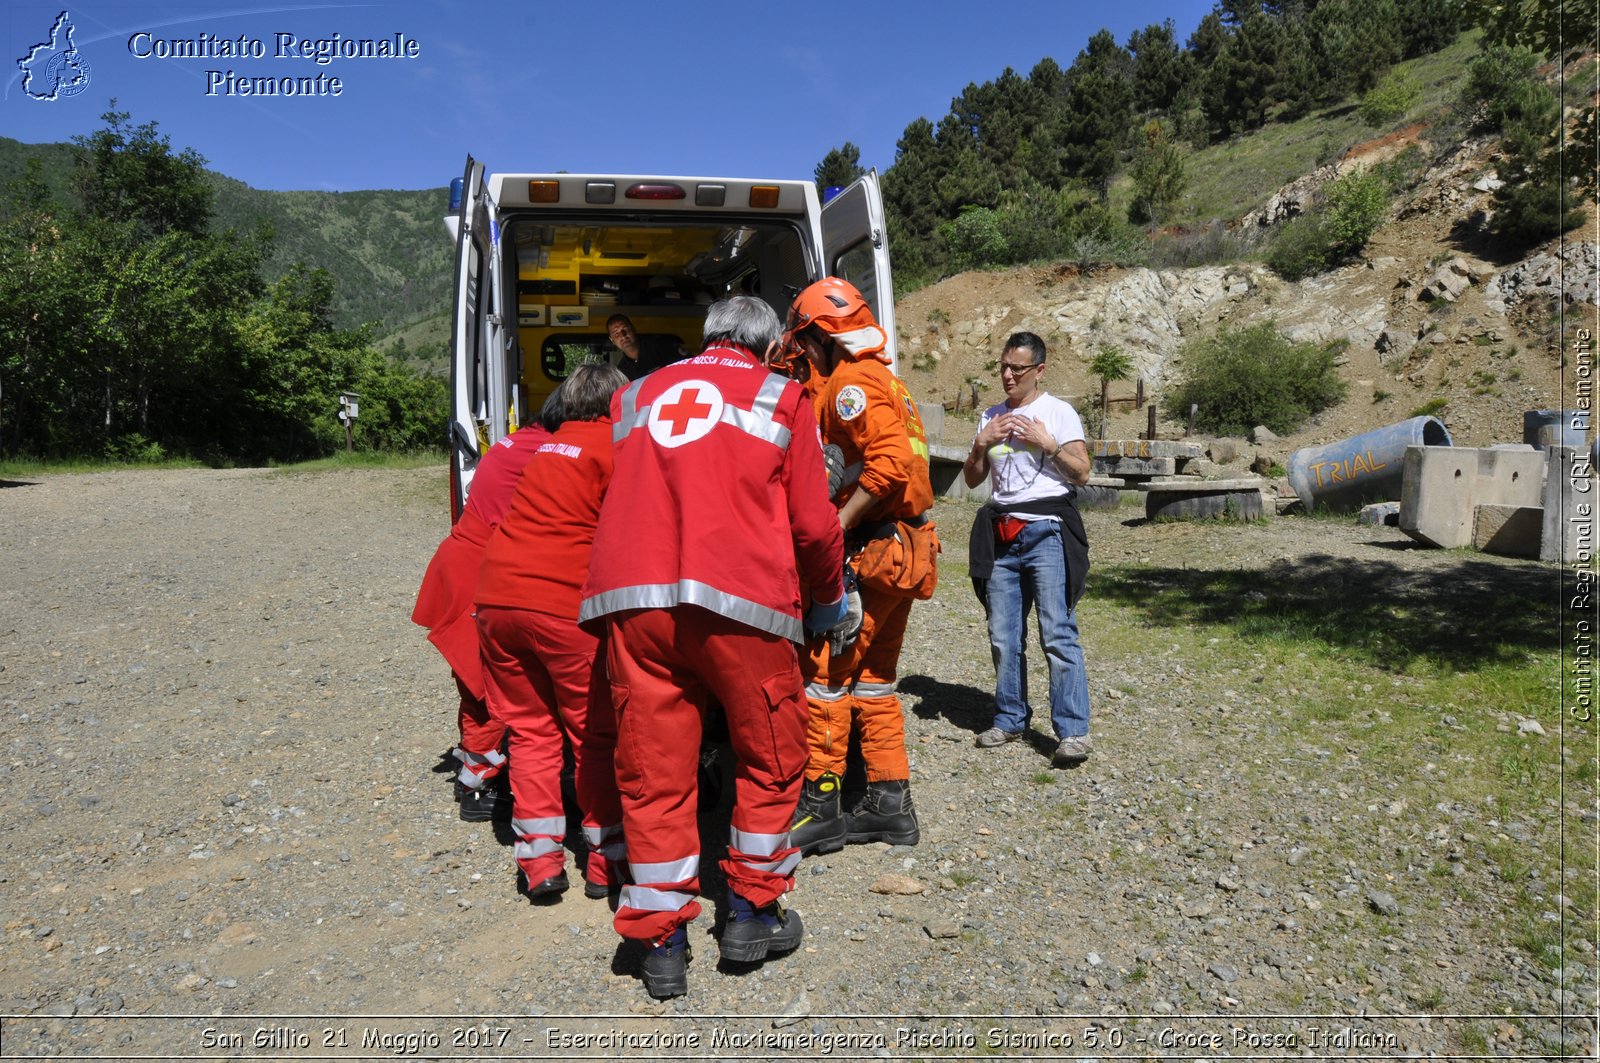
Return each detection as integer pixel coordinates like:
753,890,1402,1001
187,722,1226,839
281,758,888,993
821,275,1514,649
445,158,896,518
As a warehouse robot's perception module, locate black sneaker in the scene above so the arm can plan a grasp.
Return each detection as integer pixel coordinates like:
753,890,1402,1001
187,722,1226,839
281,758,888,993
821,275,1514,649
518,870,569,901
454,778,500,823
789,772,845,855
844,779,920,846
719,897,804,963
641,927,691,999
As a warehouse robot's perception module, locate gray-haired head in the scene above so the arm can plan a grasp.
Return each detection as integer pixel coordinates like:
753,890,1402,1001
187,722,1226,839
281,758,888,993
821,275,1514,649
560,362,628,423
702,296,782,355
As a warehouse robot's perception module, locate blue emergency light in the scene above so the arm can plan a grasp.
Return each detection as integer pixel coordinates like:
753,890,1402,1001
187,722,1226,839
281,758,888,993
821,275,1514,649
448,177,464,213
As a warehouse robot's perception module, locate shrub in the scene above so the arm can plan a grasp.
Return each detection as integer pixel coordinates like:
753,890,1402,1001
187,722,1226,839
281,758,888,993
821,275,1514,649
1165,323,1348,436
1322,170,1389,257
939,206,1007,272
1410,397,1449,417
1461,45,1540,132
1359,69,1422,127
1266,215,1331,280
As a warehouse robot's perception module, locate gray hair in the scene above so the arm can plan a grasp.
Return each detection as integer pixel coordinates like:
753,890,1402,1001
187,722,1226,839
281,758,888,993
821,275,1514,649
702,296,782,354
560,363,628,422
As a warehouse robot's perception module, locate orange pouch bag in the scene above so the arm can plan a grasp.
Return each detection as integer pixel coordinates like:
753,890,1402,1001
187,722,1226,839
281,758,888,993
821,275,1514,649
854,519,941,600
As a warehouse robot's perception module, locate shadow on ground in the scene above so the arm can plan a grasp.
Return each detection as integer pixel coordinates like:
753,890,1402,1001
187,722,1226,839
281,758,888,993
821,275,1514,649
901,674,994,736
1093,553,1560,672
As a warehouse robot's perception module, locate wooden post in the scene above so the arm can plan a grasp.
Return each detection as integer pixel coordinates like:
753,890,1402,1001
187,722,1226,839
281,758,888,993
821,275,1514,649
1186,403,1197,438
1135,375,1145,407
1147,403,1157,441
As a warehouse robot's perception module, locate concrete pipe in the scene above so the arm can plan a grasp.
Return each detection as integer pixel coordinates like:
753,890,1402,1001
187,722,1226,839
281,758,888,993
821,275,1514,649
1287,415,1452,512
1522,408,1590,450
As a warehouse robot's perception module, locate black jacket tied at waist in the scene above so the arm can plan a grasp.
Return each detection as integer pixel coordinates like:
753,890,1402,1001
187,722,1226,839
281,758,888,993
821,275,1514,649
968,495,1089,612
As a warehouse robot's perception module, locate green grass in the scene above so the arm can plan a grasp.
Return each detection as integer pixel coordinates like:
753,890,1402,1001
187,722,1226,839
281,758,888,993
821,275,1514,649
0,455,206,476
1125,33,1481,228
1410,397,1450,417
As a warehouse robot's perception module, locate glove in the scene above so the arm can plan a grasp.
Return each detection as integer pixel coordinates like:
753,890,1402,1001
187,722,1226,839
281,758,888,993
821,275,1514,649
822,443,846,500
827,586,864,656
804,590,849,636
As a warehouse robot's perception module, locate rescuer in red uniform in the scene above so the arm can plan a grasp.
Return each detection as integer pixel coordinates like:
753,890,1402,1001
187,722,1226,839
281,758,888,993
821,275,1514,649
411,389,565,821
782,278,936,855
579,296,846,999
476,364,630,902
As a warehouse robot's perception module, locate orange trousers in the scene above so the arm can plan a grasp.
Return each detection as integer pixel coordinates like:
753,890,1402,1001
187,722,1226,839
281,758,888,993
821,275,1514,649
803,587,912,783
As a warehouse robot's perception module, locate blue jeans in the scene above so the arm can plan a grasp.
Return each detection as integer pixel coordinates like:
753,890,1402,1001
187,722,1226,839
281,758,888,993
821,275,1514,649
986,519,1090,739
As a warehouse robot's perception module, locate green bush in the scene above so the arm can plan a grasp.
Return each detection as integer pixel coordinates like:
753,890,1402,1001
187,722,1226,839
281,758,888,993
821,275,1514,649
1265,215,1331,280
1359,69,1422,127
1266,170,1388,279
1461,45,1539,132
1165,323,1348,436
939,206,1007,272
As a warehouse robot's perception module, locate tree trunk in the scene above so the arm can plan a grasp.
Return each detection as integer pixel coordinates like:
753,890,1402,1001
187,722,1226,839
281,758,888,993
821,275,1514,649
1098,379,1110,440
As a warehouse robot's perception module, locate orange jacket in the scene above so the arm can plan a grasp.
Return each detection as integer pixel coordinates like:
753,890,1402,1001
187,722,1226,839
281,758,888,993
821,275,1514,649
812,356,933,522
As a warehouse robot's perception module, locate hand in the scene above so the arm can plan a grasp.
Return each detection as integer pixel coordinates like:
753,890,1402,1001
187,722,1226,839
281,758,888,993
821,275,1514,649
1009,415,1057,454
827,587,864,656
804,591,849,635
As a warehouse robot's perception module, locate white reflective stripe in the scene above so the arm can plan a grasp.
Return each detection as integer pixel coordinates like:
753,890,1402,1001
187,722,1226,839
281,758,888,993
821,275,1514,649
580,580,803,644
751,373,790,420
740,851,801,877
458,748,505,767
631,856,699,884
514,838,564,859
729,827,789,858
721,404,791,449
512,816,565,838
582,823,622,847
854,681,897,698
806,682,849,702
617,377,647,426
620,884,695,913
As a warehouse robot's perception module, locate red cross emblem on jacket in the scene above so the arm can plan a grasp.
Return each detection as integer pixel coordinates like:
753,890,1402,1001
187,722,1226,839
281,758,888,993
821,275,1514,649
648,380,724,448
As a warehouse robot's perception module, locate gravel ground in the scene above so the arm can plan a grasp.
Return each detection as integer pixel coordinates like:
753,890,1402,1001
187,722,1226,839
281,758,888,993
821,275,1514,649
0,466,1593,1060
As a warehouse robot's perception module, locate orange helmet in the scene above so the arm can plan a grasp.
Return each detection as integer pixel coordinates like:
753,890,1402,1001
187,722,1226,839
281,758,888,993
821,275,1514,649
785,277,887,362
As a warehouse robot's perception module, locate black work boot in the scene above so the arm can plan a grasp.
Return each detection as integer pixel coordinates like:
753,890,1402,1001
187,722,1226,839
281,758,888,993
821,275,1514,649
454,777,501,823
640,926,691,999
719,892,804,963
844,779,920,846
789,772,845,855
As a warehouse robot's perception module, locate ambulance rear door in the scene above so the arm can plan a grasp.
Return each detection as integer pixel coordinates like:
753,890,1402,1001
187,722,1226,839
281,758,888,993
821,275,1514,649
447,156,512,521
819,170,897,373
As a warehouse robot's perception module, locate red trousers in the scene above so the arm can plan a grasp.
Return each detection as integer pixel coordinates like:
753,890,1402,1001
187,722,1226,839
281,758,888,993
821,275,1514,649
605,607,806,943
477,606,623,886
803,587,912,782
454,675,507,786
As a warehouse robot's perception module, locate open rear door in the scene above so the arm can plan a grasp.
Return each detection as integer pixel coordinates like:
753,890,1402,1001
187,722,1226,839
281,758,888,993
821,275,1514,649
447,156,508,521
820,170,897,373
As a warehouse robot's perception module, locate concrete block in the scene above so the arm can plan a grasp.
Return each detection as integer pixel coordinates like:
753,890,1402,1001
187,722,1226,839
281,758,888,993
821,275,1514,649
920,402,945,444
1093,440,1203,460
1542,446,1596,564
1400,446,1544,548
1359,501,1401,527
1094,456,1177,477
1473,504,1543,557
927,443,989,501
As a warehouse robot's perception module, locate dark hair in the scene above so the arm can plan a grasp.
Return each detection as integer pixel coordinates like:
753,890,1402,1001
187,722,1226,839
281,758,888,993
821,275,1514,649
561,363,628,422
1004,331,1047,365
537,381,568,433
703,296,782,353
605,313,633,330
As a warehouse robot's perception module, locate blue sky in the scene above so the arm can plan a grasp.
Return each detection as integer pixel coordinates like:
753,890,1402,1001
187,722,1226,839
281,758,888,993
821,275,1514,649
5,1,1216,193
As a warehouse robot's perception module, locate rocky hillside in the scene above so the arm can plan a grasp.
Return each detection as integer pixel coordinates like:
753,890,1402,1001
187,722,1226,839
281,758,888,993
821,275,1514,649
896,131,1594,456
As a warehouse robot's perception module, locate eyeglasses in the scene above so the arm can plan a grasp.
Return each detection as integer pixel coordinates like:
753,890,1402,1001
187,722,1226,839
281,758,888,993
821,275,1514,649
999,361,1040,377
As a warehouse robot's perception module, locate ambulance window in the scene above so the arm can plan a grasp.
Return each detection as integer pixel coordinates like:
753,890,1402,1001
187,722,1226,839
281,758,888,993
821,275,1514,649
540,334,611,380
833,240,880,320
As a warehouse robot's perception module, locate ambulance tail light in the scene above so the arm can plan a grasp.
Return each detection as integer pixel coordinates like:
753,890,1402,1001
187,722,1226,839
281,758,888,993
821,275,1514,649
625,183,687,200
748,185,780,208
527,180,561,203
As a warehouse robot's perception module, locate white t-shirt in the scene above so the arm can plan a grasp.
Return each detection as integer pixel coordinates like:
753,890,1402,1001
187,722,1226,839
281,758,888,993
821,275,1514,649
977,391,1086,518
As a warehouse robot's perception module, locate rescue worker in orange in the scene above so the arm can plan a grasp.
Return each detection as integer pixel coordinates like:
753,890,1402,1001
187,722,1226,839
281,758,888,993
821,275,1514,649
782,277,936,854
579,296,846,999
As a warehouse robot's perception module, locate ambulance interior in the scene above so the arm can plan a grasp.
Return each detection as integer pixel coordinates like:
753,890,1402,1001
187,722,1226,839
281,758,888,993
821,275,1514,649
503,216,813,413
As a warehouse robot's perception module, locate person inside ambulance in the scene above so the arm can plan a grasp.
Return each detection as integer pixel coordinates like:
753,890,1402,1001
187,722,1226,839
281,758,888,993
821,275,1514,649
579,296,845,999
780,277,938,855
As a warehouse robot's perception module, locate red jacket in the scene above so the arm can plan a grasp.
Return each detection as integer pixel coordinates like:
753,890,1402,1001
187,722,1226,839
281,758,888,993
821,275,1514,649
476,418,614,620
412,423,551,696
579,344,843,643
